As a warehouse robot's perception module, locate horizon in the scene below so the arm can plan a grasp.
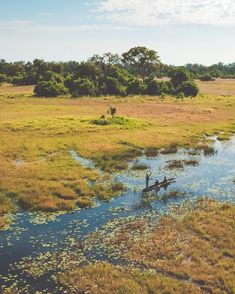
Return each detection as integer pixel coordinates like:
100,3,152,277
0,0,235,65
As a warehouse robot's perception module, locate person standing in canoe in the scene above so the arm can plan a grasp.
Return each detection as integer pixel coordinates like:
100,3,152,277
145,172,152,188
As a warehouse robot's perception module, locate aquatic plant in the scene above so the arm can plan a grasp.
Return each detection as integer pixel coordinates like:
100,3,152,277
131,163,148,171
165,160,184,170
161,143,178,154
144,146,159,157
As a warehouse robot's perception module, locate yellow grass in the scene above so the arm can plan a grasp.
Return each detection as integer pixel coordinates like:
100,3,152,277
56,200,235,294
0,83,235,227
197,78,235,96
125,200,235,294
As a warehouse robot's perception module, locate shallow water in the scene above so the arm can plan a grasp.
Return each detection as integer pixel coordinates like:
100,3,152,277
0,136,234,293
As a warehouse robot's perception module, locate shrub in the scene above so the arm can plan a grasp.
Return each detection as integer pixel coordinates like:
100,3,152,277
104,77,126,96
0,74,8,83
169,67,192,88
43,71,64,83
34,81,68,97
200,74,215,81
179,81,199,97
127,79,144,95
72,78,96,97
145,79,161,95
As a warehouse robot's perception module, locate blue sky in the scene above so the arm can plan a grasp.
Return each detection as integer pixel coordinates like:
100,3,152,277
0,0,235,65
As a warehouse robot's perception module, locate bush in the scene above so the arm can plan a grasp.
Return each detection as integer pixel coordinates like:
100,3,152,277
43,71,64,83
127,79,144,95
72,78,96,97
200,74,215,81
104,77,126,96
145,79,162,95
11,75,25,85
0,74,8,83
34,81,68,97
179,81,199,97
144,79,170,96
169,68,192,88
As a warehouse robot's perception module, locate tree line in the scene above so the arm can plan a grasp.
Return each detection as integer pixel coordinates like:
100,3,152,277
4,46,234,97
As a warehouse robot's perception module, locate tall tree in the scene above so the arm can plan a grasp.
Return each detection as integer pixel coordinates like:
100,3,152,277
88,53,121,76
122,46,160,80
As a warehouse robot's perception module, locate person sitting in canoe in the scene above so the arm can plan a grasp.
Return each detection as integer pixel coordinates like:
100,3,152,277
155,179,159,185
163,176,167,182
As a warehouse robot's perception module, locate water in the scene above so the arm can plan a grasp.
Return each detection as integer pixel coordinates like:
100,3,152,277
0,136,234,293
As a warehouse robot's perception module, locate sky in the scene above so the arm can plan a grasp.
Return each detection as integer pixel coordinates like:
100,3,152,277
0,0,235,65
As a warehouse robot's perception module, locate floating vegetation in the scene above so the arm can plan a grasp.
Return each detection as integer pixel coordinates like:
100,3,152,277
157,190,185,201
95,149,142,172
195,144,216,156
217,133,231,141
165,158,199,170
131,163,148,171
183,159,199,166
144,146,159,157
14,248,85,279
161,144,178,154
165,160,184,170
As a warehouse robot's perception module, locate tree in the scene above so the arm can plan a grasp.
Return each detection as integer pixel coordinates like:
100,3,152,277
0,74,8,83
145,80,161,95
127,79,144,95
34,81,68,97
145,80,170,96
122,46,160,80
169,67,192,88
72,78,96,97
88,53,121,76
104,77,126,96
107,107,117,118
199,74,215,81
43,71,64,83
179,81,199,97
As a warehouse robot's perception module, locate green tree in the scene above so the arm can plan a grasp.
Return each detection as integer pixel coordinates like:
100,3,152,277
122,46,160,80
34,81,68,97
179,81,199,97
72,78,96,97
88,53,121,76
169,67,192,88
0,74,8,83
104,77,126,96
127,79,144,95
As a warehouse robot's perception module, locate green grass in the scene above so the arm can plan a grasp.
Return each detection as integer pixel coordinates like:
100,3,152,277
0,85,235,228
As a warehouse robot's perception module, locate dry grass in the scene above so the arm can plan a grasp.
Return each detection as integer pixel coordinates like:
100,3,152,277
0,83,234,226
197,78,235,96
125,200,235,294
0,83,34,96
56,200,235,294
57,262,200,294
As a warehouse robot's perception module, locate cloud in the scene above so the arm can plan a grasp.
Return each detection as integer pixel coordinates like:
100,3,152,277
97,0,235,26
0,20,128,34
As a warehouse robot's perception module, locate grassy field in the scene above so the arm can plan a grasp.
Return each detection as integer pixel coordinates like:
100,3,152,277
0,80,235,228
56,200,235,294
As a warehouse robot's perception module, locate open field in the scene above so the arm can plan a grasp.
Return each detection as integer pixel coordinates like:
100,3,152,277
197,78,235,96
0,82,235,228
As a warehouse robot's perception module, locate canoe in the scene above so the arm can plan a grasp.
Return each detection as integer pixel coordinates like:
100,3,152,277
142,178,175,193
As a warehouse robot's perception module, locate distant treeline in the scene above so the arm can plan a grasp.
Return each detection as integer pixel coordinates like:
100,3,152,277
1,46,233,98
